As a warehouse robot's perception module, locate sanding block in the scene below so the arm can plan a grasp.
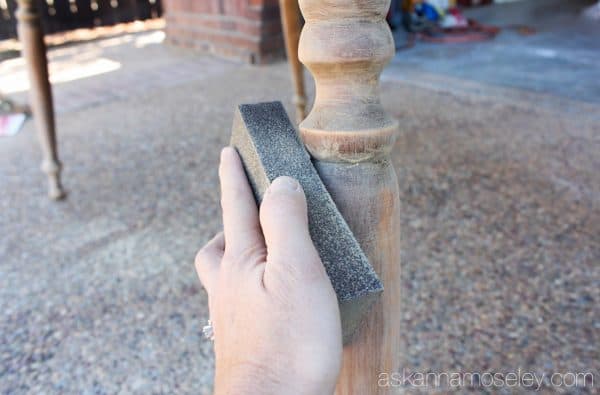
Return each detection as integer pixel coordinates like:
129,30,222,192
230,101,383,343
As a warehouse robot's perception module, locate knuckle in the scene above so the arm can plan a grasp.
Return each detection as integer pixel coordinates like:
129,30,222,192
224,243,266,268
270,250,326,282
195,246,212,269
194,249,206,266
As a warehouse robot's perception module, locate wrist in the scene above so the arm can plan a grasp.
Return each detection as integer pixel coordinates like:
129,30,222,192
214,361,278,395
214,363,332,395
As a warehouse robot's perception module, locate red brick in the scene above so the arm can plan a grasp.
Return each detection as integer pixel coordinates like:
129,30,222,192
163,0,284,63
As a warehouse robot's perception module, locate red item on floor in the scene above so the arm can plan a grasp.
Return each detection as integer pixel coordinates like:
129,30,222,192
0,113,26,137
423,18,500,43
457,0,492,6
396,18,500,51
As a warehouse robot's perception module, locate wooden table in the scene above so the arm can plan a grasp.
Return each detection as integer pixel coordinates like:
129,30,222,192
16,0,64,199
16,0,307,200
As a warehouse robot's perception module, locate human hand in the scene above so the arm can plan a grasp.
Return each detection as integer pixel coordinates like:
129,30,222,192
195,147,342,395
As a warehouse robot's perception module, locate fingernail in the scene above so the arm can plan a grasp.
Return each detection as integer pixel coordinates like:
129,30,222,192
269,176,300,192
221,146,235,161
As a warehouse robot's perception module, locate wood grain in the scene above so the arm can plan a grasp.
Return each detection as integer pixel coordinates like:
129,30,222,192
17,0,64,199
297,0,401,393
279,0,307,123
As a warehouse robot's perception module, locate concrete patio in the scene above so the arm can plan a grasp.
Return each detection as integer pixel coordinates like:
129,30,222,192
0,1,599,393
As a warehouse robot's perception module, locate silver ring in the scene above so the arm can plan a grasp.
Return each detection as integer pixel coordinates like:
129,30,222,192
202,319,214,341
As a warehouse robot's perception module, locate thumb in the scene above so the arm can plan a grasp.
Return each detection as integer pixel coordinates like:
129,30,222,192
259,177,322,277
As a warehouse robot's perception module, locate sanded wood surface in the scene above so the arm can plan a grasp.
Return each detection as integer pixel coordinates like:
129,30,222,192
279,0,307,123
298,0,401,393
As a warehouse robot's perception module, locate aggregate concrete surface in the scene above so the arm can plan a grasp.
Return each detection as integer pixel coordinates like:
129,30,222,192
1,16,599,395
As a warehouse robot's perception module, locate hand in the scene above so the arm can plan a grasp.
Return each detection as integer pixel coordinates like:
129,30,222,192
195,147,342,395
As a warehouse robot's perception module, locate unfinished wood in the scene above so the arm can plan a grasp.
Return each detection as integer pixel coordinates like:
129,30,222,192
16,0,64,199
279,0,307,123
297,0,401,393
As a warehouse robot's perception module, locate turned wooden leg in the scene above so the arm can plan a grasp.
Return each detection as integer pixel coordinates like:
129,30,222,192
279,0,307,123
298,0,400,393
17,0,64,200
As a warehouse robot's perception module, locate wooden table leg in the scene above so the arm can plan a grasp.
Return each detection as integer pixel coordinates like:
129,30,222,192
279,0,307,124
16,0,65,200
298,0,401,393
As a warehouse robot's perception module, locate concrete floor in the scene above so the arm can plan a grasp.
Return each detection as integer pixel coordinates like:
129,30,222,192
0,1,599,394
389,0,600,103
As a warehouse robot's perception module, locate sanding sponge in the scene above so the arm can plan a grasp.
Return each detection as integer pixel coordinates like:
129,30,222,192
230,101,383,343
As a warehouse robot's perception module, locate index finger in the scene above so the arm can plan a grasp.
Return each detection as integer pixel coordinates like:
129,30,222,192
219,147,264,255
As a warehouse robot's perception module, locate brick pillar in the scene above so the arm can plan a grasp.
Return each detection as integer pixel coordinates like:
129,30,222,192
163,0,284,64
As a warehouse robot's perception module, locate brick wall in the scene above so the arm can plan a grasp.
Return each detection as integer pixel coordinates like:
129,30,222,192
163,0,284,64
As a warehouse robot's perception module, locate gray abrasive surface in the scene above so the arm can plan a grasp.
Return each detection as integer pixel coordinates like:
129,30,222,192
230,101,383,343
